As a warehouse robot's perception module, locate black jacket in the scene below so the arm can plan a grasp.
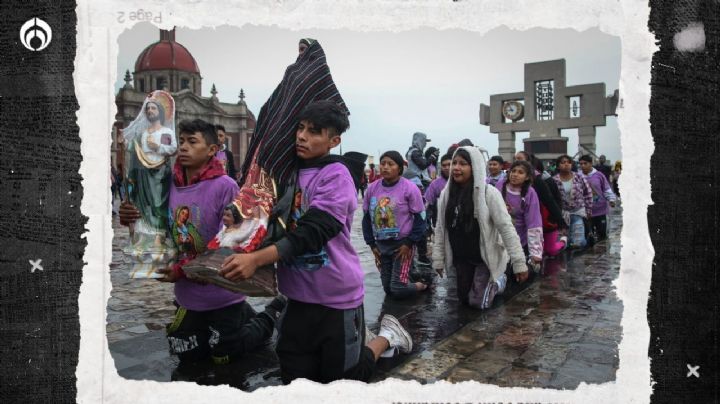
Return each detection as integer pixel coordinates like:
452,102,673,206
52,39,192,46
272,153,367,261
533,174,566,230
225,148,237,181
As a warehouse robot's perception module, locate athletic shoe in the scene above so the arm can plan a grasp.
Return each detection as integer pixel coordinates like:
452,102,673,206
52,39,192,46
495,273,507,294
378,314,413,354
366,325,398,358
417,255,432,266
262,295,287,322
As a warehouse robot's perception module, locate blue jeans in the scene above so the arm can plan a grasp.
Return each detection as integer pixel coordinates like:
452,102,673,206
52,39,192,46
569,214,587,248
377,240,418,299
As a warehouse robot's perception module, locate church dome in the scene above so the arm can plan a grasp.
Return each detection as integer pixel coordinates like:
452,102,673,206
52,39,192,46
134,29,200,74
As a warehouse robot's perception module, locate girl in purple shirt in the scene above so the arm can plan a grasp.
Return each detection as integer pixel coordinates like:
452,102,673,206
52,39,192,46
496,161,544,269
553,154,593,248
363,151,429,298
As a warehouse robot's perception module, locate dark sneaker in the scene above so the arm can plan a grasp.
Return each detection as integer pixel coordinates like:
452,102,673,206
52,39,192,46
263,295,287,322
378,314,413,354
417,255,432,266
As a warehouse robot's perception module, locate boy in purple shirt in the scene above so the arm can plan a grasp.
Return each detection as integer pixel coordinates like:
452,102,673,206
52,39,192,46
220,101,413,384
486,155,507,186
579,155,617,240
119,119,284,368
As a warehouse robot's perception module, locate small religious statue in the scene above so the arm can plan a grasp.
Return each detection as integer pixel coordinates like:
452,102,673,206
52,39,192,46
122,90,178,278
206,203,262,251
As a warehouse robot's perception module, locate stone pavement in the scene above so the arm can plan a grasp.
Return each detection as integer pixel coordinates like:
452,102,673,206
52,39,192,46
383,219,622,388
107,199,622,390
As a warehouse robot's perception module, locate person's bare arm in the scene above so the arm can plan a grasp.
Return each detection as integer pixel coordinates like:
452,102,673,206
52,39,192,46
220,245,280,282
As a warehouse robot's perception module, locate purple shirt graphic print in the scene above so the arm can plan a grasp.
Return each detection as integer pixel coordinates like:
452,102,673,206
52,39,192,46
169,175,245,311
364,177,425,241
287,189,330,271
277,163,365,309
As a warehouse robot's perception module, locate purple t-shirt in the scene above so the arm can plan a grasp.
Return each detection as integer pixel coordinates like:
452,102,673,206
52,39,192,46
495,180,542,247
215,150,229,175
424,176,447,207
363,177,425,241
486,172,506,187
277,163,365,310
427,164,437,179
169,175,244,311
583,170,615,217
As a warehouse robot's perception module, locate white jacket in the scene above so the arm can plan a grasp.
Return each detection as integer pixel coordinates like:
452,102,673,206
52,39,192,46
432,146,528,281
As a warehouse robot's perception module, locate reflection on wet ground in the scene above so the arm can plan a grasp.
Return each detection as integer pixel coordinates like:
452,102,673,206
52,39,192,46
108,204,622,390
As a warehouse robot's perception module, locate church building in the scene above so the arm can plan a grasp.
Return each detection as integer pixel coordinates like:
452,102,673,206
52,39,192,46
113,28,256,179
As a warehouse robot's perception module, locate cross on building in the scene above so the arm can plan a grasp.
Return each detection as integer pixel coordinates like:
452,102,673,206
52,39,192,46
479,59,618,163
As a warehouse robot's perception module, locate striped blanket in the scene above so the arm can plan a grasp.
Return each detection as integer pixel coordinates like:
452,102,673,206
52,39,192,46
239,39,349,187
230,40,349,253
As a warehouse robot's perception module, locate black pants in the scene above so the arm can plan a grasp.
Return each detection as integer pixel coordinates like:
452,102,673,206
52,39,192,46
591,215,608,240
276,299,376,384
417,236,429,261
454,258,477,306
166,300,274,364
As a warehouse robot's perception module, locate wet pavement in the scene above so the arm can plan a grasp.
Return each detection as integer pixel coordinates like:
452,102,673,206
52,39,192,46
108,199,622,390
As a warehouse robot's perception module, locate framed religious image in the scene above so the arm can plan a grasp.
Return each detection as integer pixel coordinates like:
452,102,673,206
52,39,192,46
99,21,628,399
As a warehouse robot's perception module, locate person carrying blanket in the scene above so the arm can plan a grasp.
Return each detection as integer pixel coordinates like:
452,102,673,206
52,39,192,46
229,38,351,254
221,40,414,384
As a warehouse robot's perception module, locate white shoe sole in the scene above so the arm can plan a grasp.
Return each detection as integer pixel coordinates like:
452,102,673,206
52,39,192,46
381,315,413,353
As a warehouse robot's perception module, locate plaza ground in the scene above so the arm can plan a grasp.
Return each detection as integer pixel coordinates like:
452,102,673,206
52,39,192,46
107,204,622,390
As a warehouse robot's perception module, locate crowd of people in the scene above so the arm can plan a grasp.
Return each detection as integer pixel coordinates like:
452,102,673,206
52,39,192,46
360,136,620,306
113,38,620,387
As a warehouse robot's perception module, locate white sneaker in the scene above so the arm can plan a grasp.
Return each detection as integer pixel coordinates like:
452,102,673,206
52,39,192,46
367,325,397,358
378,314,413,354
380,346,397,358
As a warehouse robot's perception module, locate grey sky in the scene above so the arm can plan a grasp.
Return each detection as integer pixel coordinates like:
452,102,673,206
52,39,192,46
116,23,621,163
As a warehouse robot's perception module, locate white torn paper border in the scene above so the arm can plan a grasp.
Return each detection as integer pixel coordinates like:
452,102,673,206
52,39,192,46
76,0,655,402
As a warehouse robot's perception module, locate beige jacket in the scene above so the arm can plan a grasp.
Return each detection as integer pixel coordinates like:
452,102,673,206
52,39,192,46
432,146,528,281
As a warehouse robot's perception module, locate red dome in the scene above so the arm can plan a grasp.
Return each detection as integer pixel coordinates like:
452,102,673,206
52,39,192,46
134,39,200,74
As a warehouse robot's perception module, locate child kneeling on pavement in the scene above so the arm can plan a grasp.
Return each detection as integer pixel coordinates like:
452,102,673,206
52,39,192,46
119,119,285,367
220,101,413,384
363,150,430,299
433,147,529,309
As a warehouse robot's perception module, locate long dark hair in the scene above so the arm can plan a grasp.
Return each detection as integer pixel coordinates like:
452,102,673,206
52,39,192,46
501,160,533,210
530,154,544,174
445,149,475,232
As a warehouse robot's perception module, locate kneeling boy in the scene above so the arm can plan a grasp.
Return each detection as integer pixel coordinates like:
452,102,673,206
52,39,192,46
120,119,285,366
221,101,412,384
